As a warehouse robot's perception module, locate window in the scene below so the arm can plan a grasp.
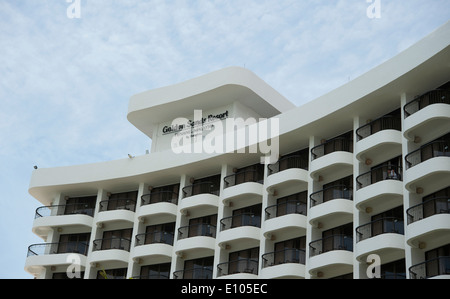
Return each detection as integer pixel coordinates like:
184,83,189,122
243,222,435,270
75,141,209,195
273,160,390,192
231,204,262,228
183,257,214,279
322,223,353,252
101,229,132,251
425,244,450,278
322,175,353,203
371,206,404,237
104,191,138,211
235,163,264,185
64,195,96,216
144,222,175,245
191,175,220,196
140,263,171,279
97,268,127,279
57,233,90,255
228,248,259,275
144,184,179,205
276,191,307,217
188,215,217,238
422,186,450,218
274,237,306,265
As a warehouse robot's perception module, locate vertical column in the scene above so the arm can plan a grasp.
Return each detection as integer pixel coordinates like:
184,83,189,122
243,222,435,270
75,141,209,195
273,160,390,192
127,182,149,278
306,135,319,279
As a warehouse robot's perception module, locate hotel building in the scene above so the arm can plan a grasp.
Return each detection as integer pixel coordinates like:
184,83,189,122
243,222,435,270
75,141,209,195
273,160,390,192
25,22,450,279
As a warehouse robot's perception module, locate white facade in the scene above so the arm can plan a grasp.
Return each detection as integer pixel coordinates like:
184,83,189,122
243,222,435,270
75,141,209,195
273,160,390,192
25,21,450,279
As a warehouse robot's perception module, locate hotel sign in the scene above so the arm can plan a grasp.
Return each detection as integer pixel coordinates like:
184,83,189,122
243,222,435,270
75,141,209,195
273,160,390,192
162,110,229,135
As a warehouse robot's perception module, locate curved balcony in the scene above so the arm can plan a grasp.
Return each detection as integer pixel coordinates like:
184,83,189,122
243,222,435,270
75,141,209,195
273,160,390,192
175,224,216,259
96,199,136,227
308,234,353,278
25,242,88,277
218,214,261,251
32,204,94,239
404,140,450,192
355,165,403,213
310,138,353,181
179,193,219,218
355,217,405,262
132,231,174,264
173,268,213,279
263,201,307,240
89,237,131,267
309,186,353,228
266,155,309,194
260,248,306,279
355,116,402,165
403,89,450,142
216,259,259,278
222,170,263,205
409,256,450,279
406,198,450,249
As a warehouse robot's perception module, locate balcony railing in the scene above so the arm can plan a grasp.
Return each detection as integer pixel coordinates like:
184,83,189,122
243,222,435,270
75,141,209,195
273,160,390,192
135,231,174,246
262,248,306,268
409,256,450,279
309,234,353,257
356,217,404,242
310,185,353,207
27,241,89,257
404,89,450,118
356,165,402,190
311,136,353,160
356,115,401,141
92,237,131,252
99,198,136,212
267,154,308,175
182,181,220,198
407,196,450,224
405,139,450,169
220,213,261,231
132,274,170,279
173,268,213,279
217,259,259,277
223,170,264,188
141,191,178,206
35,203,95,219
177,223,217,240
265,200,307,220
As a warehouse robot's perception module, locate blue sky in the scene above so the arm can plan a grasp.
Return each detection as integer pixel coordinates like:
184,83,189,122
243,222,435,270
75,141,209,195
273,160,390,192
0,0,448,279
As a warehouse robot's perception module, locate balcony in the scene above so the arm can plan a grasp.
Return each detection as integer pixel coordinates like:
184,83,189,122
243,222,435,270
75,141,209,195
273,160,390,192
216,259,259,278
25,241,88,277
32,203,94,239
173,268,213,279
355,217,405,262
409,256,450,279
260,248,306,279
222,170,263,205
406,197,450,249
356,115,402,165
138,191,178,224
132,231,174,264
309,185,353,228
266,154,309,195
179,182,220,217
218,214,261,251
308,234,353,278
403,89,450,142
97,198,136,227
404,138,450,193
355,165,403,213
263,200,307,240
175,224,216,259
310,136,353,181
90,237,131,266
